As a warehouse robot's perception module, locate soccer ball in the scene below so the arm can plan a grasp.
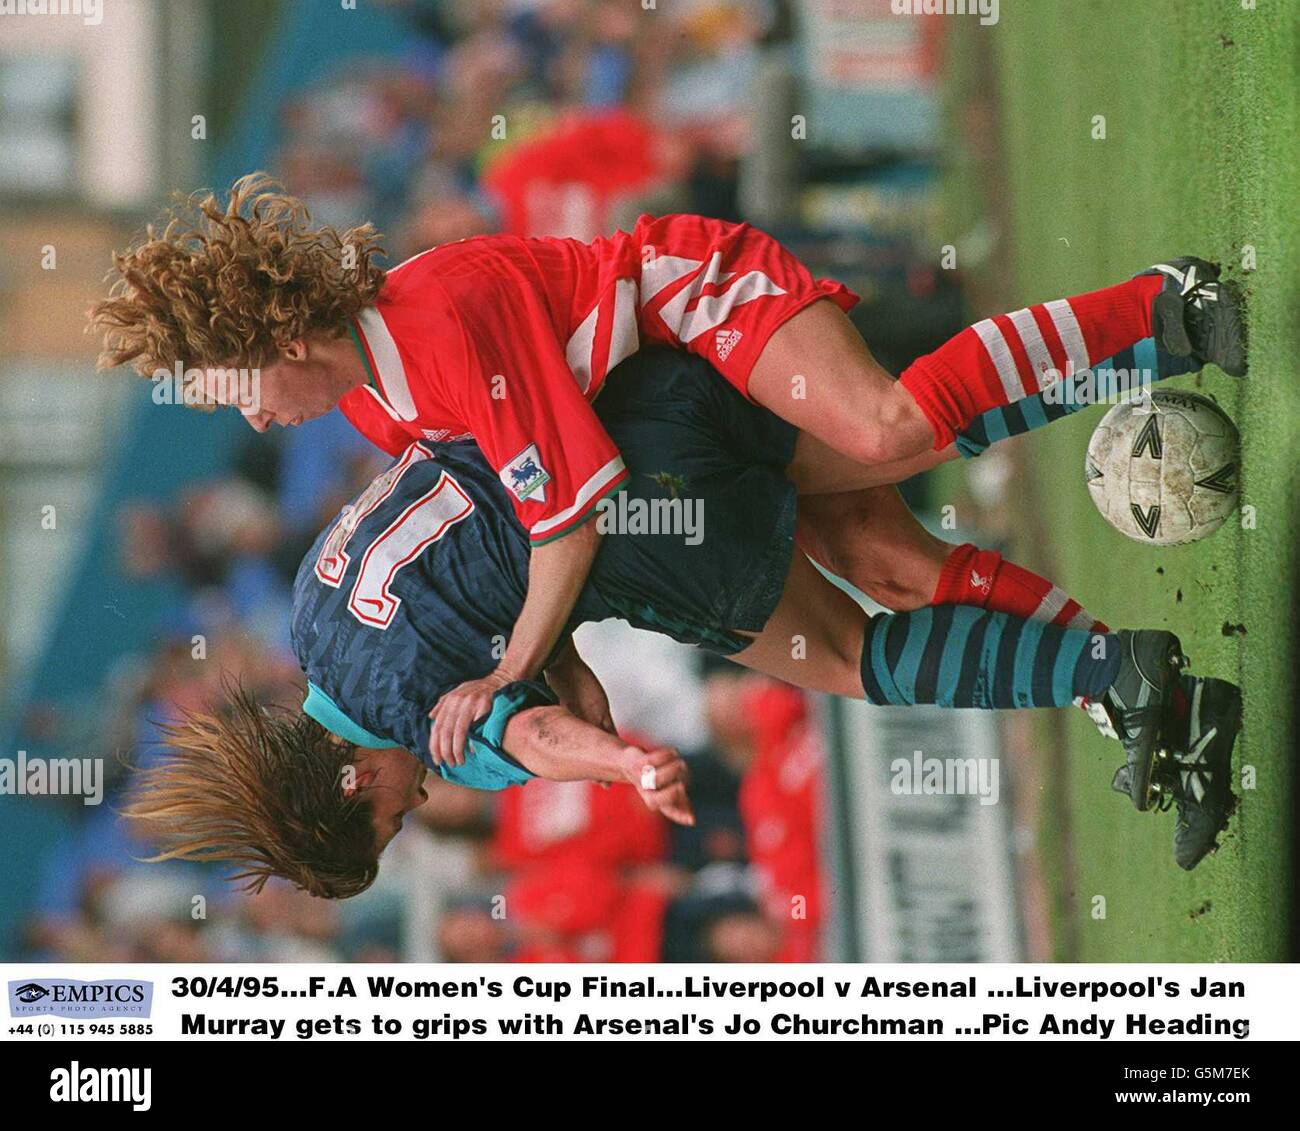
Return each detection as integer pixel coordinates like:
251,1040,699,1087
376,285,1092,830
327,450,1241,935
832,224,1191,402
1085,388,1240,545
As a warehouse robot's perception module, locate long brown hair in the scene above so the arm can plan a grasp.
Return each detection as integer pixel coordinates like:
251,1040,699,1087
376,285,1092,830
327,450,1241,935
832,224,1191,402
121,688,380,900
90,172,386,378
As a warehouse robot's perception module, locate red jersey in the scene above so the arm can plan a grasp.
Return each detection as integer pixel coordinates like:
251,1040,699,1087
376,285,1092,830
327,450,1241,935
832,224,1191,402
490,777,666,873
339,214,856,545
482,109,665,241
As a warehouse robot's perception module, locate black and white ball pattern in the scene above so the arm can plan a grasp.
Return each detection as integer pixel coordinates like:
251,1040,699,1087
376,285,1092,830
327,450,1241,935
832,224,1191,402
1086,389,1240,545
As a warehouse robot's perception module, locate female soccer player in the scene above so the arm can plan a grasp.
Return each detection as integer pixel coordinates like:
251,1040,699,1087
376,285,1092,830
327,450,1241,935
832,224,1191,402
92,176,1244,772
123,350,1240,894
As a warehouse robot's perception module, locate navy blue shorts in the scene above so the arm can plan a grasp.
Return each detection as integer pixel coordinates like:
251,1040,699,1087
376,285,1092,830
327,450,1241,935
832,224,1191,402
590,348,798,655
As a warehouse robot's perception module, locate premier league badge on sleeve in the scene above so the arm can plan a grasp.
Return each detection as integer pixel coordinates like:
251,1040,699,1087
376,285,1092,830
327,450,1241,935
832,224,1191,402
500,443,551,503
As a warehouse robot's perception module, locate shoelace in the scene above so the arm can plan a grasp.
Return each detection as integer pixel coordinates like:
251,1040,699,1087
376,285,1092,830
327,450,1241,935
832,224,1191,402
1156,751,1218,817
1112,703,1165,740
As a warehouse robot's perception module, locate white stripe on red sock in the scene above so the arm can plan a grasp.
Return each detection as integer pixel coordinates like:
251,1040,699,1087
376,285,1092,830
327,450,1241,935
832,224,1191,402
1033,585,1070,623
1044,298,1090,374
971,318,1024,403
1007,307,1056,389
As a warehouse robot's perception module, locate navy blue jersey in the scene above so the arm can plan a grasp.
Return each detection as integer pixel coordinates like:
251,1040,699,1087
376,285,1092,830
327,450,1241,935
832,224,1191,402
291,440,613,776
292,348,799,791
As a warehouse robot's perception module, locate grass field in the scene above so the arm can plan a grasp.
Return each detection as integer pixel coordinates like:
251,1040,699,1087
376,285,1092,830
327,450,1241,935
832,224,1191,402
956,2,1297,960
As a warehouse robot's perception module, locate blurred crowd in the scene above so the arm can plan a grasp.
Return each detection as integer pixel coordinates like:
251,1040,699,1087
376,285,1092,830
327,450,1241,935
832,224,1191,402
19,0,830,963
285,0,790,254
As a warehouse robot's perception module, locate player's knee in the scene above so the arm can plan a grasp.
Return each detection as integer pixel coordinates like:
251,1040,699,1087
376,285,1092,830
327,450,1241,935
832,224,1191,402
826,537,944,612
839,390,927,466
836,424,900,468
867,544,945,610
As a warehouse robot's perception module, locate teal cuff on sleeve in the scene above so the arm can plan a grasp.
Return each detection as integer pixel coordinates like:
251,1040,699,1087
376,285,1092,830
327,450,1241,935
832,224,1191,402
304,680,553,793
303,682,400,748
438,680,554,791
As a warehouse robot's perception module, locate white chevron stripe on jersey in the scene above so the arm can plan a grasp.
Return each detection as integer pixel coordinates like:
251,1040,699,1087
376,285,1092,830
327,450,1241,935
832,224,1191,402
565,303,600,394
971,318,1025,403
606,278,641,377
679,269,785,343
639,253,704,303
357,306,418,420
565,278,642,394
1044,298,1090,376
655,251,786,344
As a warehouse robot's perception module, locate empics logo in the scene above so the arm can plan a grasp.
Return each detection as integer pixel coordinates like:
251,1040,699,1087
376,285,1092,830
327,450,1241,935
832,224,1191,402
499,443,550,503
50,1063,151,1112
8,979,153,1019
13,982,49,1005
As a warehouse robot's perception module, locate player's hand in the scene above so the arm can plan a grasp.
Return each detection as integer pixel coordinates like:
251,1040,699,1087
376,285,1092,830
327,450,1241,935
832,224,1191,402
428,670,513,768
545,649,616,734
622,745,695,827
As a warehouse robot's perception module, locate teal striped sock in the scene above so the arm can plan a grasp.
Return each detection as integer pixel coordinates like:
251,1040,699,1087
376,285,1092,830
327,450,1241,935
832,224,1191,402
859,606,1119,709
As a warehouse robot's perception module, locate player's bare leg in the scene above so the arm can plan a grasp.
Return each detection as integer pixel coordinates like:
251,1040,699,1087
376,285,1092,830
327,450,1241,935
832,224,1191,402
726,551,868,698
795,487,948,611
795,485,1104,632
784,428,957,494
748,299,935,471
748,260,1182,489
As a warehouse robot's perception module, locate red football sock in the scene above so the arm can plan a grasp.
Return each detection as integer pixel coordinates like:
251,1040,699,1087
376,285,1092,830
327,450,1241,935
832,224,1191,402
899,274,1163,448
933,543,1108,633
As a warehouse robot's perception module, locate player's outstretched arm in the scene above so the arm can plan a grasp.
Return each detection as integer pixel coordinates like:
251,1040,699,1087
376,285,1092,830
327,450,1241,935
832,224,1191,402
503,704,694,827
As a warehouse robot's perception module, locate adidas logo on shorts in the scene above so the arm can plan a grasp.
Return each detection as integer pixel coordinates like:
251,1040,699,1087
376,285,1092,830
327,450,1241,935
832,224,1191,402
714,328,743,361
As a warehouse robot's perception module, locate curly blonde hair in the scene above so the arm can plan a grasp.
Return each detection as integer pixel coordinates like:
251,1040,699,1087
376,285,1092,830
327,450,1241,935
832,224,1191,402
91,172,387,376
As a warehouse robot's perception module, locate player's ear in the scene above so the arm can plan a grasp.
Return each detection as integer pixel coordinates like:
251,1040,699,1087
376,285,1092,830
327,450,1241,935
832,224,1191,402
280,338,308,363
342,766,380,799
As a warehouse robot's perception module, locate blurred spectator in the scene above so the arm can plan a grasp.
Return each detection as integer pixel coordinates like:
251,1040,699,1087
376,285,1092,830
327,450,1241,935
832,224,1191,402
20,0,828,965
700,664,826,961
